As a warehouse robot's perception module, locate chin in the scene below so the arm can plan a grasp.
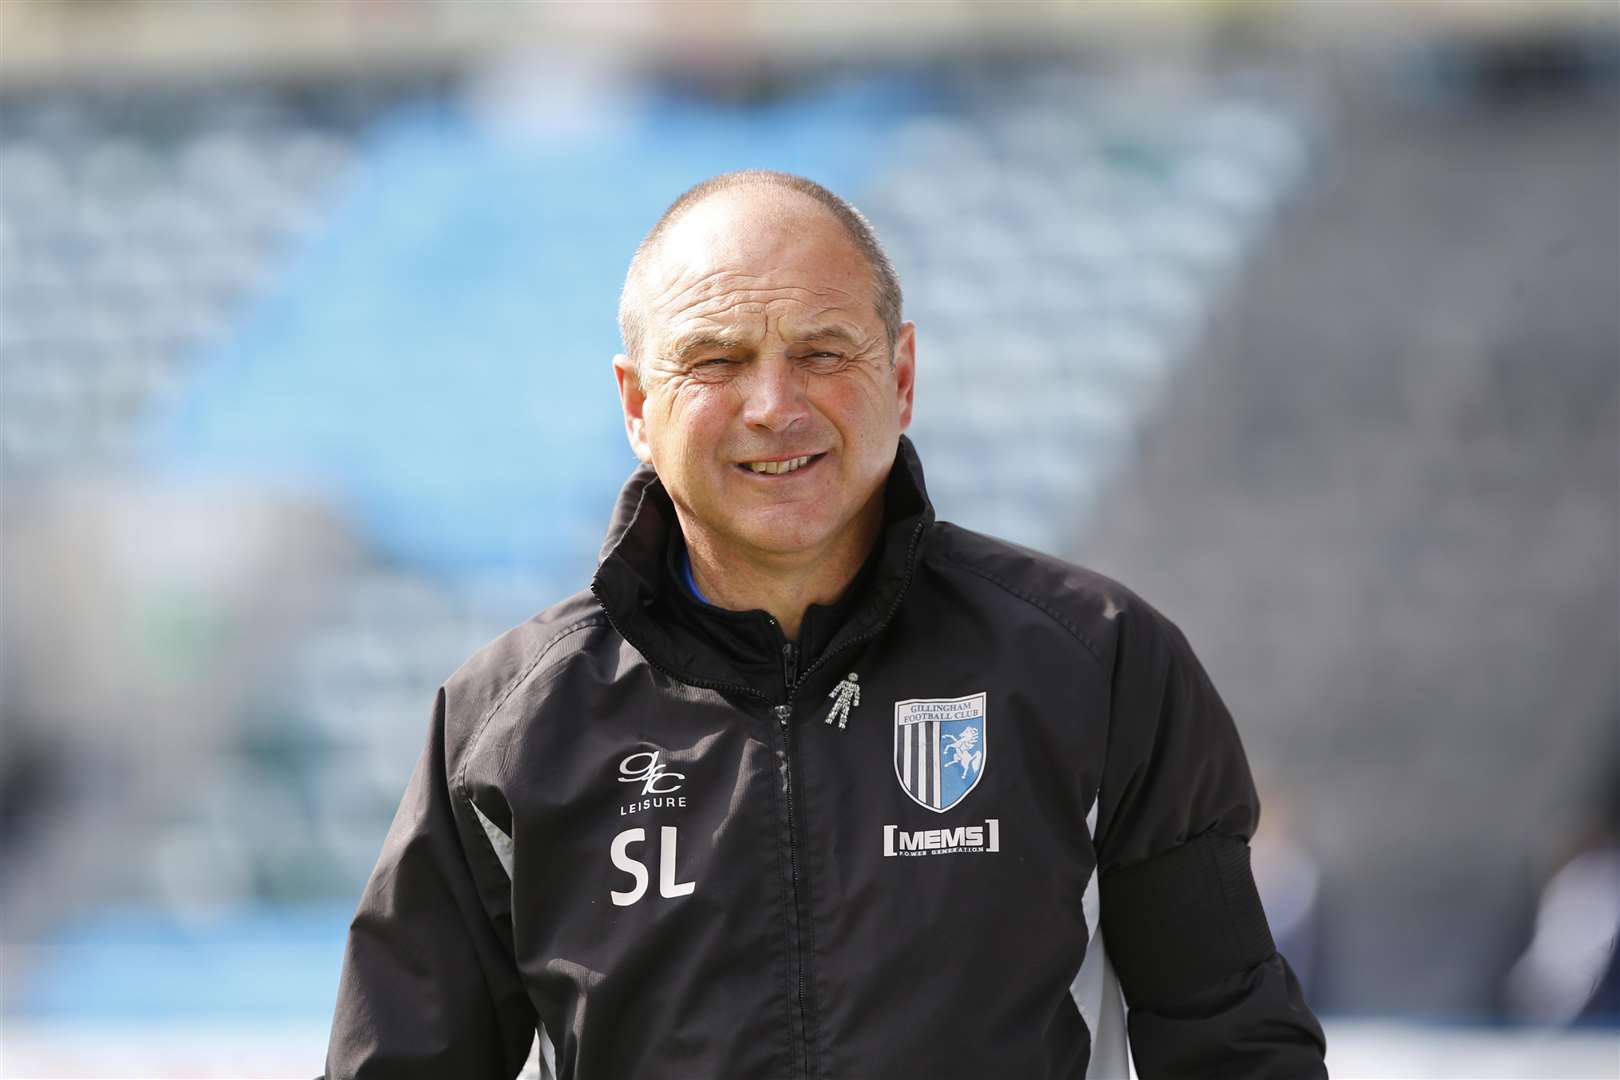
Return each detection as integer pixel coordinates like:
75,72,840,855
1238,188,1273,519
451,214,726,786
733,514,839,558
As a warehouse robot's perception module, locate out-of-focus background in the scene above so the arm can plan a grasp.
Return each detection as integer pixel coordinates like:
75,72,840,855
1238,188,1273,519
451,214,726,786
1,0,1616,1076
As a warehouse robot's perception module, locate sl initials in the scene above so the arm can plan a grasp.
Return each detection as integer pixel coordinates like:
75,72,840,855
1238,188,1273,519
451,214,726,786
609,826,696,907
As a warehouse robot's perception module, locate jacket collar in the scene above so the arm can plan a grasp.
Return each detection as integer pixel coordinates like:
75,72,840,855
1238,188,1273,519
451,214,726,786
591,435,936,699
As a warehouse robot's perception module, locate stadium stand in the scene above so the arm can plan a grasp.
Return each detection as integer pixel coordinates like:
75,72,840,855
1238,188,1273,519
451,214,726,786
1080,62,1619,1014
0,85,391,474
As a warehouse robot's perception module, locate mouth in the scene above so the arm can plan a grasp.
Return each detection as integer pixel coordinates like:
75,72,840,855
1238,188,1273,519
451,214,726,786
735,452,827,477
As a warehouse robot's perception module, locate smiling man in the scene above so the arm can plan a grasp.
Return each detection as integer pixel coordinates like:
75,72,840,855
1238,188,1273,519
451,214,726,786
613,177,914,641
324,171,1328,1079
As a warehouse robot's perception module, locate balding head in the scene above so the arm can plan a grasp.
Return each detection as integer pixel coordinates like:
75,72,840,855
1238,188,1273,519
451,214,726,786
607,170,916,597
618,171,902,380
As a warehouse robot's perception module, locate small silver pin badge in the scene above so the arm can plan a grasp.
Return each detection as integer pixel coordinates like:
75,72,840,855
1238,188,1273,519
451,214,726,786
826,672,861,729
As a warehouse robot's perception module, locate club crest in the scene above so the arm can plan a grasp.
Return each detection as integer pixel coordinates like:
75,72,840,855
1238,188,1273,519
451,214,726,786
892,692,988,813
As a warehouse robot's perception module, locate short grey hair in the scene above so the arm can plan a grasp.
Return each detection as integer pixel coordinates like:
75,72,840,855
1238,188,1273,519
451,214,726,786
618,170,903,378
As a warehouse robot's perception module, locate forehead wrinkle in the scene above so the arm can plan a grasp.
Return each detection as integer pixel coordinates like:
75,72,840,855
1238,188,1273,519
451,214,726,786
648,236,868,311
646,265,770,315
669,275,858,312
654,304,768,363
669,286,856,331
770,305,868,340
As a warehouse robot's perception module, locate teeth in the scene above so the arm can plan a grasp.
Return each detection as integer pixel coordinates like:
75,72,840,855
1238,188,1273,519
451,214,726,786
747,455,813,475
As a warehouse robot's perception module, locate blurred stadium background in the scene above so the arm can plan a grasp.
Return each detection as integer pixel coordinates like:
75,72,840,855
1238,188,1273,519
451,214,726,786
1,0,1616,1076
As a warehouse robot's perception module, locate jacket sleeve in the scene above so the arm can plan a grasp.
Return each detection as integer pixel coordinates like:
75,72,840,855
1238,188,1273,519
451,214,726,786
324,688,537,1079
1092,600,1327,1079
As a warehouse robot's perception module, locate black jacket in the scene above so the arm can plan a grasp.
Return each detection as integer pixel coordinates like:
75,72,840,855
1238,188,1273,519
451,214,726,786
325,437,1328,1079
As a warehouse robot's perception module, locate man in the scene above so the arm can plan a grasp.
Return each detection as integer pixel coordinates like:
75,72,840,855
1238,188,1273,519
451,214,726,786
325,170,1328,1078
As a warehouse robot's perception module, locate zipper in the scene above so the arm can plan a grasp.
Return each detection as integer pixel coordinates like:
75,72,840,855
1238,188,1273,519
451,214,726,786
774,631,812,1078
590,514,926,1079
598,594,818,1076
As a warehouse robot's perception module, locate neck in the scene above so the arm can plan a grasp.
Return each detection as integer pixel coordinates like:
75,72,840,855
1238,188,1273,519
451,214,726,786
679,492,884,641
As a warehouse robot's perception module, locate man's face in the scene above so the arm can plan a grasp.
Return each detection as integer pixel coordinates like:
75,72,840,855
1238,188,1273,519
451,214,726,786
614,191,915,565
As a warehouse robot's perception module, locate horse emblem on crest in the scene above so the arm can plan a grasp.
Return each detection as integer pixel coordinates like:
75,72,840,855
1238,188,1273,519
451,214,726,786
941,726,983,780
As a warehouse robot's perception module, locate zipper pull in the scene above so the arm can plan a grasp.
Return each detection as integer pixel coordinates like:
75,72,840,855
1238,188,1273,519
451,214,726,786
781,641,798,692
774,703,792,726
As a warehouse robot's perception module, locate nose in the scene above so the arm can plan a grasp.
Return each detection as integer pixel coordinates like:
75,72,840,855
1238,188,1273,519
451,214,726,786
740,356,810,433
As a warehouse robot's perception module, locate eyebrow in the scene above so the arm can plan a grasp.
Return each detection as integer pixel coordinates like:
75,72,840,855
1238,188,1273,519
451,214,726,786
663,330,755,363
788,324,864,348
660,323,867,364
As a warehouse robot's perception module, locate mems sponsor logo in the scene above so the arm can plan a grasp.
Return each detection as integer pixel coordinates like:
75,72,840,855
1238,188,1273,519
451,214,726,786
882,818,1000,857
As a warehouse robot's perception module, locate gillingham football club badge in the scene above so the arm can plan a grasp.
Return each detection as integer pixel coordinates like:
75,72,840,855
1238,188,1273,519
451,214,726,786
892,692,988,813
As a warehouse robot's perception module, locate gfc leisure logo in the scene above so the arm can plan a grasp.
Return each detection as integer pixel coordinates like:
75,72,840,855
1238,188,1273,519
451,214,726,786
618,749,688,815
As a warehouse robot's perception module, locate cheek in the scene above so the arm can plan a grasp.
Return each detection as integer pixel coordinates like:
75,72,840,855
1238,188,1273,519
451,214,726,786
656,395,730,467
822,377,896,433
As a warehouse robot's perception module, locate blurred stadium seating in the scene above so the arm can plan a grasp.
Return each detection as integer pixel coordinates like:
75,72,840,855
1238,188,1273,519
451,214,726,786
1,1,1615,1075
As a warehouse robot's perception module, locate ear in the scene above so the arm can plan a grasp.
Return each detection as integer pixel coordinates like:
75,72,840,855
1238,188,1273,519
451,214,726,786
613,353,654,464
893,321,917,432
